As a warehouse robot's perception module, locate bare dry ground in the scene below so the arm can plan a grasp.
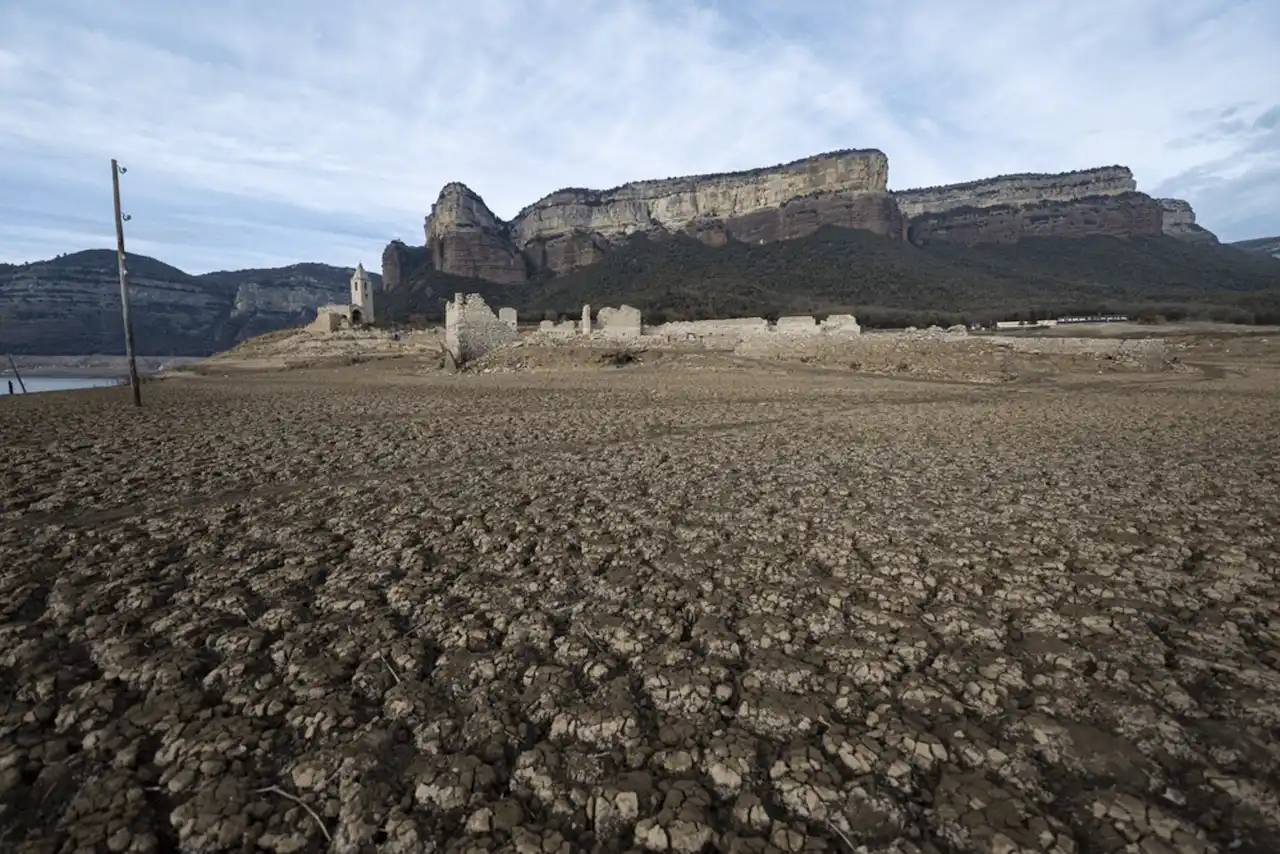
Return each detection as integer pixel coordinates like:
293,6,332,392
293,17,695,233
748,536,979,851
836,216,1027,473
2,335,1279,854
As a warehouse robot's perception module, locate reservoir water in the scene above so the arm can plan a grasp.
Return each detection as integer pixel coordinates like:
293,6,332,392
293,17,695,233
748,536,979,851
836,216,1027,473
2,376,121,395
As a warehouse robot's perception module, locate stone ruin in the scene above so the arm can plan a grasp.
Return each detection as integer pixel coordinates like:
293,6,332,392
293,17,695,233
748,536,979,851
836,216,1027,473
445,293,518,363
538,318,577,336
597,305,643,339
444,292,866,363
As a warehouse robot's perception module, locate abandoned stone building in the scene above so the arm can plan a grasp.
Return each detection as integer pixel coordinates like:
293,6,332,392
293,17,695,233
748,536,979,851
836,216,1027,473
309,264,379,333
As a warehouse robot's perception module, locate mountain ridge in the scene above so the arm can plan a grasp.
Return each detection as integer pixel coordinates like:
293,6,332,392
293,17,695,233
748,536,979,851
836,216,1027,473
381,227,1280,328
397,150,1217,286
0,251,378,356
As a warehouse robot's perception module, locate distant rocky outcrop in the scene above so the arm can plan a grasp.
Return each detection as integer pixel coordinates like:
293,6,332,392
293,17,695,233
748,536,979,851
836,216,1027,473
904,191,1164,246
1157,199,1220,244
381,240,429,292
895,167,1164,246
425,183,529,283
1231,236,1280,260
0,251,372,355
391,153,1211,284
893,166,1138,218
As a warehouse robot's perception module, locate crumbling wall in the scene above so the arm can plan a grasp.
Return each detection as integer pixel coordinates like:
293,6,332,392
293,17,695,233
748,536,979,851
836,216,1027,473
539,319,577,336
648,318,768,345
308,305,350,334
820,315,862,335
775,316,819,334
597,305,642,338
444,293,518,363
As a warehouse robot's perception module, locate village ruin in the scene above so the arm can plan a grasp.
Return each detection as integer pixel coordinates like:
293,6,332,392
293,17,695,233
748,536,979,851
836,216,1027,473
309,264,379,333
442,293,869,364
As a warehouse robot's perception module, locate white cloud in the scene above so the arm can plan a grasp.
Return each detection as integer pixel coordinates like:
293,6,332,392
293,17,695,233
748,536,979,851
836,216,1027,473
0,0,1277,272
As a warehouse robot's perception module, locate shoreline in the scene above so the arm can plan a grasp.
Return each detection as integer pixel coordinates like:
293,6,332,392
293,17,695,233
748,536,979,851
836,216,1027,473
2,355,202,379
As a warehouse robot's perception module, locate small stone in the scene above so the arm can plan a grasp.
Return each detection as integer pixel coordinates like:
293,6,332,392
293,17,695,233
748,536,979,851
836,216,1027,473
466,807,493,834
167,768,197,793
636,819,669,850
106,828,132,853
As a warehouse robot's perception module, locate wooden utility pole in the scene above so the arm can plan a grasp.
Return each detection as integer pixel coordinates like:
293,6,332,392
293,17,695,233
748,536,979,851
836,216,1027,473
111,159,142,407
5,353,27,393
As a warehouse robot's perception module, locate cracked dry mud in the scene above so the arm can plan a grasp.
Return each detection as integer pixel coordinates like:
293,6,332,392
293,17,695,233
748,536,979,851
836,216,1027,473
2,346,1279,854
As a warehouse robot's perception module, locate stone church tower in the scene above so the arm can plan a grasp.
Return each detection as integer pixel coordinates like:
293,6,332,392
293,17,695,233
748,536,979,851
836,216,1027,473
350,263,375,324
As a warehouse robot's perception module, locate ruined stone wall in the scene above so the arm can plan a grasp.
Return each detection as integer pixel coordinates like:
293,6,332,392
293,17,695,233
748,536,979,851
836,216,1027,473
308,305,349,334
539,319,577,336
597,305,642,339
821,315,862,334
444,293,518,363
645,315,861,348
775,316,819,334
649,318,768,338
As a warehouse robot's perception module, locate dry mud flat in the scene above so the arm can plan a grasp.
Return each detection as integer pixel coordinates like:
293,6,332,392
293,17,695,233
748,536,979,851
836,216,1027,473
2,349,1279,853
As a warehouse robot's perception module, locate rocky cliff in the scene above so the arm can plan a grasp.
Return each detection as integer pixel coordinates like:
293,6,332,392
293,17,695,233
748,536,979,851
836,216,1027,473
893,166,1137,218
895,167,1167,246
414,150,900,283
905,192,1165,246
0,251,367,355
1157,198,1220,244
391,153,1215,284
424,183,529,283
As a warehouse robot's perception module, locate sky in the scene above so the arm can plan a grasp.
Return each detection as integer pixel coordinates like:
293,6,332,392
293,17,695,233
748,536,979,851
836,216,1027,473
1,0,1278,273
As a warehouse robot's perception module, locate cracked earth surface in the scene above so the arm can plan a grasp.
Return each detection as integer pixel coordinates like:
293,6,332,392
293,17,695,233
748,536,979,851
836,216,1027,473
2,353,1279,853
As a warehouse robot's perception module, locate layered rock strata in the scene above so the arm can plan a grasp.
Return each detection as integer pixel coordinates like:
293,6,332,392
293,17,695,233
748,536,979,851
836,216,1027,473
905,192,1165,246
896,167,1164,245
1157,199,1220,244
426,184,529,284
892,167,1137,218
418,151,899,282
394,154,1201,284
0,251,357,355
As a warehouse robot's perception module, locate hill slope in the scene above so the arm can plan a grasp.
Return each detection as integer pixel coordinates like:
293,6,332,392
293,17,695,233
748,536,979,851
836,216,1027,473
1231,237,1280,261
383,228,1280,327
0,250,374,356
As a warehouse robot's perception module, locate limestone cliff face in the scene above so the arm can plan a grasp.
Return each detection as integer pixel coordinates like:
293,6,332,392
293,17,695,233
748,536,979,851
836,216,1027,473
1158,198,1219,244
906,192,1164,246
511,149,892,250
896,168,1165,245
424,183,527,284
420,151,898,282
404,154,1182,283
893,166,1137,218
381,240,429,291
